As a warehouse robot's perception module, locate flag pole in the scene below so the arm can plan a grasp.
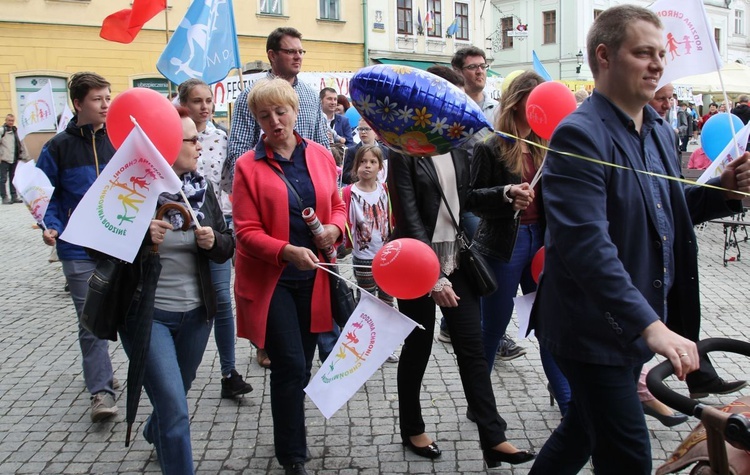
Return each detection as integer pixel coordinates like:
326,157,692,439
165,1,173,98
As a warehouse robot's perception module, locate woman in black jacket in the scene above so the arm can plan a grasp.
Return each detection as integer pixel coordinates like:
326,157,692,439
119,107,234,475
466,71,570,415
388,142,535,469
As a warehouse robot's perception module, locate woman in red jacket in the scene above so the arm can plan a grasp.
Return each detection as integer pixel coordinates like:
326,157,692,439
232,78,345,475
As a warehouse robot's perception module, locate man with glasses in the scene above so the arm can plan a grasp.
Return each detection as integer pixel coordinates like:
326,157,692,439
228,27,330,170
451,46,498,124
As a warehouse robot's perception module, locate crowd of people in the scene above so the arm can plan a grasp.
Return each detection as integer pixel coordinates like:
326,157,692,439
9,7,750,475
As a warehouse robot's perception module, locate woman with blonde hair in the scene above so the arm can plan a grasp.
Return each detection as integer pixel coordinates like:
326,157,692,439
466,70,571,414
232,78,345,475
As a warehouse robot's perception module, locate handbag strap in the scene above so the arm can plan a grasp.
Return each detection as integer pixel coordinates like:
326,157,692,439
264,159,334,265
418,159,464,238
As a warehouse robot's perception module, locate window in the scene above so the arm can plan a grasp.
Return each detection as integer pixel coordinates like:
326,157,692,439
455,2,469,40
260,0,282,15
543,10,556,44
501,16,514,49
397,0,413,35
320,0,339,20
715,27,721,53
594,9,603,21
427,0,442,37
735,9,744,36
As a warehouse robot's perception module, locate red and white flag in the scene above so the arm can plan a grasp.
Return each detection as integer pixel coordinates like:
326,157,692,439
12,160,54,228
650,0,722,89
305,293,418,419
60,122,182,263
17,82,57,141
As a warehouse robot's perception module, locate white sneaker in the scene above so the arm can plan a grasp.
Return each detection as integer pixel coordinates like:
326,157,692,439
386,353,399,363
90,392,118,422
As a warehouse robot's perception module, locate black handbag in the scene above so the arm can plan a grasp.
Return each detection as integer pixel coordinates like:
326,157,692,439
80,257,130,341
422,161,498,297
265,160,355,327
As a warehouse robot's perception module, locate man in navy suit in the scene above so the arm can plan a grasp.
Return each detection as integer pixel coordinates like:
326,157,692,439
529,6,750,474
320,87,354,147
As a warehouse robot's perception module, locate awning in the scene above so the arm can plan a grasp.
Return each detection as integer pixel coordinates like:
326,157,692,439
374,57,501,77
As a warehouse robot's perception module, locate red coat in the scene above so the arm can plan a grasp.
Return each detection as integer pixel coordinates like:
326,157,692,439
233,139,346,347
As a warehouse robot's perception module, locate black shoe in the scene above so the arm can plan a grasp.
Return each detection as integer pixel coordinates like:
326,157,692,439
402,436,441,459
466,407,477,422
642,403,688,427
12,197,22,204
482,448,535,469
221,369,253,399
689,379,748,399
283,463,308,475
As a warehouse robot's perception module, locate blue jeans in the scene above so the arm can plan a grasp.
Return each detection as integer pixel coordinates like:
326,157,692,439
530,359,650,475
481,224,542,367
61,259,115,397
120,306,212,475
265,279,318,466
210,259,235,376
317,324,341,363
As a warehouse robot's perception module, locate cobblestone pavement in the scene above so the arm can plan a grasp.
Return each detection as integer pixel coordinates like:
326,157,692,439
1,201,748,474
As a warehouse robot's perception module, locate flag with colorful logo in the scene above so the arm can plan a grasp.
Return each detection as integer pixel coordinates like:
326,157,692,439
12,160,54,228
57,102,74,133
60,122,182,263
157,0,242,86
100,0,167,44
697,121,750,184
17,82,57,141
305,293,418,419
650,0,722,89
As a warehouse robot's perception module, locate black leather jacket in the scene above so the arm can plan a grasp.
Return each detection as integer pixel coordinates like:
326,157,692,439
387,149,470,246
465,140,545,262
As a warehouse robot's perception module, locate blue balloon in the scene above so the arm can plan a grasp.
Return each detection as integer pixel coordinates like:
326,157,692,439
345,106,361,129
701,113,744,161
349,65,493,156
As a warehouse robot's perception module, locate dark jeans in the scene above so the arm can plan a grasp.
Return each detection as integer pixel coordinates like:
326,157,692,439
0,161,18,199
264,278,317,466
397,267,507,449
530,357,650,475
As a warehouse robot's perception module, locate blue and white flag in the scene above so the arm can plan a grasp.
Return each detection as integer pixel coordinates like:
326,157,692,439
532,50,552,82
157,0,241,86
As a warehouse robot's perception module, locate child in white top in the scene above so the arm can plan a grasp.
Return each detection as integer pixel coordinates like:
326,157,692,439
343,145,395,307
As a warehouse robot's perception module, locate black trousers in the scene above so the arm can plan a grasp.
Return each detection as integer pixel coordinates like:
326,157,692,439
397,267,507,449
530,358,650,475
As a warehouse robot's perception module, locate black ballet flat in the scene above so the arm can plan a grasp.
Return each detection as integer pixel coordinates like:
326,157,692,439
642,403,688,427
402,437,442,459
482,448,535,469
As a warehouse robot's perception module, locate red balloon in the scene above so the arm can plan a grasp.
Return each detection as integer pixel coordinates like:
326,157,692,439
106,88,182,165
525,82,577,140
531,246,545,284
372,238,440,300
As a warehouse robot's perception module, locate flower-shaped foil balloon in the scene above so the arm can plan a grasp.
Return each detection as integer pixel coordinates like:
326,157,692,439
349,65,493,156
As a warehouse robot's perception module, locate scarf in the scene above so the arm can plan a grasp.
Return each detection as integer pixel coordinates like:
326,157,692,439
157,171,207,229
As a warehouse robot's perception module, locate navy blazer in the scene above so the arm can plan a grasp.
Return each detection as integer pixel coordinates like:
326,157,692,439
330,113,354,147
530,91,741,366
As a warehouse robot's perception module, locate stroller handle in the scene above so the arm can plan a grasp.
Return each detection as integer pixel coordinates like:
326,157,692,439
646,337,750,451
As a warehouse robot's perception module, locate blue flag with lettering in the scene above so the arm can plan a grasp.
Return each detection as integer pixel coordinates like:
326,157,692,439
532,50,552,82
157,0,241,86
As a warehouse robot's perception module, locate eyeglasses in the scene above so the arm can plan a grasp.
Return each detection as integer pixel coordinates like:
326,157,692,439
277,48,306,56
183,137,199,145
462,63,490,71
357,127,372,132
